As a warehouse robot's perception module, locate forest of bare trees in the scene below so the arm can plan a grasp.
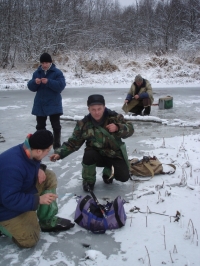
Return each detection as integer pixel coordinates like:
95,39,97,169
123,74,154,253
0,0,199,68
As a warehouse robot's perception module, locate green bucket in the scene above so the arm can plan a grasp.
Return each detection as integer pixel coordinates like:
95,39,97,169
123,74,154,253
159,96,173,109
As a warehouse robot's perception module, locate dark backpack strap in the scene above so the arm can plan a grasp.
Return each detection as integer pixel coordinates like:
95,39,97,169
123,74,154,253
79,195,91,211
161,163,176,174
74,195,91,224
113,198,124,228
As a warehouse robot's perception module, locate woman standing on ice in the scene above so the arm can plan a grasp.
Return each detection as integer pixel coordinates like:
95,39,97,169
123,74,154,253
27,53,66,150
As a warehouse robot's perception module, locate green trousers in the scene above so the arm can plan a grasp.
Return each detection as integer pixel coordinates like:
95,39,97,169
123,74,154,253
0,169,58,248
102,167,112,178
82,163,112,183
82,163,96,184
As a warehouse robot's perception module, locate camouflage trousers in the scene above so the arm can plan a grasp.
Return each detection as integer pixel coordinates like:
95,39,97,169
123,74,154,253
0,169,57,248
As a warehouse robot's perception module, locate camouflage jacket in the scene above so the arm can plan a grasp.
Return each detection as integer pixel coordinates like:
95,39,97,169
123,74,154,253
56,108,134,159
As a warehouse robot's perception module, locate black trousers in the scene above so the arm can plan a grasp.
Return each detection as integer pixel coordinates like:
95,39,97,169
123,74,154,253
36,114,61,133
130,98,151,115
82,148,130,182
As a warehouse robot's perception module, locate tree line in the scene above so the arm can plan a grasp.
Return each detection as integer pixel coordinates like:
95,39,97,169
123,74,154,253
0,0,199,67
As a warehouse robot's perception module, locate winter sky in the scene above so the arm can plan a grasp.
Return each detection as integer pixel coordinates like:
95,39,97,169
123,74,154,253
118,0,136,7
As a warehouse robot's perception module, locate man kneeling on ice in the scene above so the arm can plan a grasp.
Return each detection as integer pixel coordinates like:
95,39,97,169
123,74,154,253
0,130,74,248
50,94,134,192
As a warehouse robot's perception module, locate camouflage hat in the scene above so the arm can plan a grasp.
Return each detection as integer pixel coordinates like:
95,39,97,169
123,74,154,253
87,94,105,106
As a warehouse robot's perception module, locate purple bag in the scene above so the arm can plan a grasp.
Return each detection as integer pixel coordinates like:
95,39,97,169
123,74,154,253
74,195,127,234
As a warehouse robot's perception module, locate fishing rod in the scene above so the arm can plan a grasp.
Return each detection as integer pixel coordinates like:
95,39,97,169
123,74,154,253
88,188,107,218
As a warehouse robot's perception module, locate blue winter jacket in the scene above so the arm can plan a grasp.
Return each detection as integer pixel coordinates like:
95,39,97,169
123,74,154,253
0,144,40,222
27,64,66,116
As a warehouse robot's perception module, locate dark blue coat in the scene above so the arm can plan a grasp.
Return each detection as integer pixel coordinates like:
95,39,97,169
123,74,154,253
27,64,66,116
0,144,40,222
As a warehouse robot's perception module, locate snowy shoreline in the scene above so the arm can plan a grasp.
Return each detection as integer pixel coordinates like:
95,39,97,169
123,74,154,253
0,53,200,91
0,81,199,91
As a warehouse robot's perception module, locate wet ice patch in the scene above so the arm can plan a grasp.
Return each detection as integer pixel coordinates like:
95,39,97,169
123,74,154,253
0,105,24,110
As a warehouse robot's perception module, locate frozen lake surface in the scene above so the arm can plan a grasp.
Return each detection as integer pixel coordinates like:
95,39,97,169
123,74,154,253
0,86,200,266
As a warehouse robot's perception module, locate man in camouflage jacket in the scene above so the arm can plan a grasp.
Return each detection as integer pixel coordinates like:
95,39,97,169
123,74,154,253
122,74,154,115
50,94,134,191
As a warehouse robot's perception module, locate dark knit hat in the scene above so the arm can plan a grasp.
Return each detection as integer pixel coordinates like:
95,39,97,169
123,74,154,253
29,130,53,149
40,53,52,63
87,94,105,106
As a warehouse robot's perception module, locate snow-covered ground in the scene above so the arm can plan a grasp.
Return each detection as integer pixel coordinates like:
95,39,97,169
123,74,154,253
0,55,200,265
0,53,199,91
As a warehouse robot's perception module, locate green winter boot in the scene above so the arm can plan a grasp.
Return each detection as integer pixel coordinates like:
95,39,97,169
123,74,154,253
82,163,96,192
37,189,74,232
102,166,114,184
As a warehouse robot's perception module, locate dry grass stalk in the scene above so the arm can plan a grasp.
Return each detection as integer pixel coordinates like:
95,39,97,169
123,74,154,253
173,245,178,253
195,229,198,246
130,215,133,227
188,219,195,238
163,226,166,250
161,138,165,148
145,246,151,266
169,251,174,263
190,166,192,177
180,168,187,185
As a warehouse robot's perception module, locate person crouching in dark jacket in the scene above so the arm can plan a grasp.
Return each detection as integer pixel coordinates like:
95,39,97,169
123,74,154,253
0,130,74,248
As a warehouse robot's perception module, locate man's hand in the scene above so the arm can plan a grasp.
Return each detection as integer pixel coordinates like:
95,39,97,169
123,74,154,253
134,94,140,99
124,99,129,104
40,193,58,205
38,169,46,184
106,123,118,133
41,78,48,84
35,78,41,84
50,154,60,162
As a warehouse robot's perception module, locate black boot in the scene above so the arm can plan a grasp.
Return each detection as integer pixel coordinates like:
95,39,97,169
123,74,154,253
40,217,75,232
144,106,151,116
130,106,144,116
82,181,95,192
53,131,61,150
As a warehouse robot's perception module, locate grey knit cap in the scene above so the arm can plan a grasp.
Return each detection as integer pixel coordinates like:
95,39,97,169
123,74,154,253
135,74,143,83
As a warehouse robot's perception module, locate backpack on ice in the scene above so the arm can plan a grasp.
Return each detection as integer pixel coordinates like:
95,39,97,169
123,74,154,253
129,156,176,178
74,195,127,234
